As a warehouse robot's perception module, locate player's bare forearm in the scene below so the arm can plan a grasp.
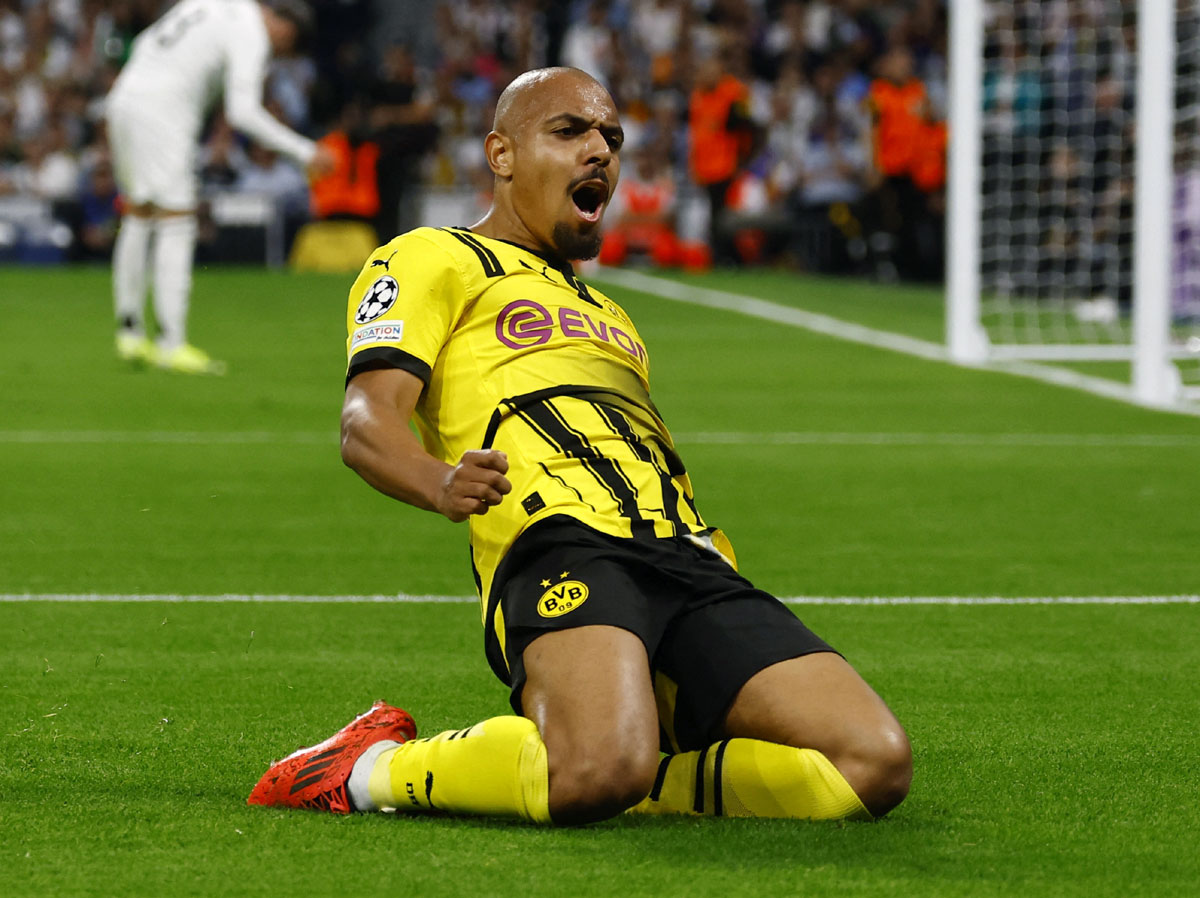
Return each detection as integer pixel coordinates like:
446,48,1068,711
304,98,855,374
341,369,511,522
340,393,449,513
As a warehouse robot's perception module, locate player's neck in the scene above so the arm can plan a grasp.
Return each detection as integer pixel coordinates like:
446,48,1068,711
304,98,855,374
470,206,566,269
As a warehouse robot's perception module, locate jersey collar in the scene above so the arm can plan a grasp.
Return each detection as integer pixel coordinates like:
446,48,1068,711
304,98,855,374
457,227,578,278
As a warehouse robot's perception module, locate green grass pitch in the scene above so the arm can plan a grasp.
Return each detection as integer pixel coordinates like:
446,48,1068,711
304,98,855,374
2,266,1199,896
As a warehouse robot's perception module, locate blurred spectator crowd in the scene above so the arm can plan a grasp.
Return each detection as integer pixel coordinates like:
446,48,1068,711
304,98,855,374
0,0,951,278
979,0,1139,309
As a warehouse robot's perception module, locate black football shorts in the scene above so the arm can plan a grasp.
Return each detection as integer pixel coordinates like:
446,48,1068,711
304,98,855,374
483,514,837,752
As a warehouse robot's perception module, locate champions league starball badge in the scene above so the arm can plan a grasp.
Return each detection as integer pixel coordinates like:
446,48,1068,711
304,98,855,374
354,276,399,324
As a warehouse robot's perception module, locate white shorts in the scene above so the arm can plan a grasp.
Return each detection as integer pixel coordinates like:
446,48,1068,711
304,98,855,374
106,94,199,211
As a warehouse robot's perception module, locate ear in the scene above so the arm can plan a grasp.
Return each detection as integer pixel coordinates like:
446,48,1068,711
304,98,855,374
484,131,513,178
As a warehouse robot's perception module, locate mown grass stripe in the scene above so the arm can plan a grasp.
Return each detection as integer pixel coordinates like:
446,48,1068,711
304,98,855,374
1,594,1195,605
595,268,1200,417
5,430,1200,448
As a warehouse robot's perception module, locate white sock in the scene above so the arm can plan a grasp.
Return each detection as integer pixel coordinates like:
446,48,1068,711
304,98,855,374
112,215,152,335
153,215,198,351
346,739,402,812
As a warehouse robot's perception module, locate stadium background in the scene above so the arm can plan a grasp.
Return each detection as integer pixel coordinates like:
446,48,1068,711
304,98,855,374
0,0,947,277
3,2,1200,897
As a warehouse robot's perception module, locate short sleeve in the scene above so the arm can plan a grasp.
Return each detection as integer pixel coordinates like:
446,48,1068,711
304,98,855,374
345,232,468,387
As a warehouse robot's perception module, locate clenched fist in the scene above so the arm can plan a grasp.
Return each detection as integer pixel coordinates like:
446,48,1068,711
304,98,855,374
436,449,512,522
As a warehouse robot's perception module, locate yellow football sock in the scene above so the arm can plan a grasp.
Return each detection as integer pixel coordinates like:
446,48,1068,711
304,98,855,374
628,738,871,820
368,716,551,824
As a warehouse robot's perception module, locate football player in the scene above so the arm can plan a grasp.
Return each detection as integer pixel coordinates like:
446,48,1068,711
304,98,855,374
106,0,334,374
248,67,911,825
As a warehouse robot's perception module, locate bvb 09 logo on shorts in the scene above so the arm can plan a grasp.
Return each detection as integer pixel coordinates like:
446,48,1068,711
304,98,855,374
538,580,589,618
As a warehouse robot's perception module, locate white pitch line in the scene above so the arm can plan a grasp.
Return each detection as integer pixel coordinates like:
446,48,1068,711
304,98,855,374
0,430,338,445
596,267,950,362
0,593,475,603
676,431,1200,448
594,268,1200,418
1,594,1196,605
4,430,1200,448
784,595,1200,605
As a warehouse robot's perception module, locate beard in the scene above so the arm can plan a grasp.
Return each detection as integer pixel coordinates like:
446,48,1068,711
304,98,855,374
551,220,604,262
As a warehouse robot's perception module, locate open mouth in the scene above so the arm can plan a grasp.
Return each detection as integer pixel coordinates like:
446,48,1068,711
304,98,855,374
571,180,609,223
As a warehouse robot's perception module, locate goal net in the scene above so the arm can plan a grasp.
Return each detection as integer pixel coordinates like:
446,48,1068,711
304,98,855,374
948,0,1200,405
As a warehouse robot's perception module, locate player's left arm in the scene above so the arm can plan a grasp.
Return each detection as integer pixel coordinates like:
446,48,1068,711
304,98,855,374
222,19,317,167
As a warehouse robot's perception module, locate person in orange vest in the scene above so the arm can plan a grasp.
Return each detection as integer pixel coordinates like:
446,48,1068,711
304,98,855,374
688,52,756,265
597,142,711,270
911,119,947,195
862,44,943,280
867,45,929,183
310,100,381,228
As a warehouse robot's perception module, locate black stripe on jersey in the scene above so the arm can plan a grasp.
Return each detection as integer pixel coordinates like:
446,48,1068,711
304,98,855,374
490,236,586,284
593,402,687,536
712,740,731,817
562,268,600,306
346,346,432,387
693,744,711,814
537,403,657,537
548,400,645,512
482,385,666,453
442,228,504,277
537,461,598,513
469,544,483,597
519,400,656,537
510,253,600,307
516,404,623,510
650,436,688,477
516,257,602,307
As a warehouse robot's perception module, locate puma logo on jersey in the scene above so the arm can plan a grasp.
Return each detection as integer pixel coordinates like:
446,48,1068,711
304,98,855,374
520,259,555,283
371,251,399,271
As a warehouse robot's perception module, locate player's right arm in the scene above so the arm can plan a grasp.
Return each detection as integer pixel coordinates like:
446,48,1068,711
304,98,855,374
340,232,509,522
340,369,510,522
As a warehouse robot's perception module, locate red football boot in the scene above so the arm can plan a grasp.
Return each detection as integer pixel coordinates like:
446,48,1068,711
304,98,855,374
247,701,416,813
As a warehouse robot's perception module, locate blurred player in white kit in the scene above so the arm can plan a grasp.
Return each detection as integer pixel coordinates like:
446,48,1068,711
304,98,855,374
105,0,334,374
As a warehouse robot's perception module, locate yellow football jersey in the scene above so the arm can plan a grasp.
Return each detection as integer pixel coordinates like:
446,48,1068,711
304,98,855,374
344,226,717,607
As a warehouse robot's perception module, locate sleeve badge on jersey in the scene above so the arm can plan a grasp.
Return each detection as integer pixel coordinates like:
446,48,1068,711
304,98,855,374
354,275,399,324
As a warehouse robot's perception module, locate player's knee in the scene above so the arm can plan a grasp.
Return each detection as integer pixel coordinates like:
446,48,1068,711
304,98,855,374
846,723,912,818
547,743,658,825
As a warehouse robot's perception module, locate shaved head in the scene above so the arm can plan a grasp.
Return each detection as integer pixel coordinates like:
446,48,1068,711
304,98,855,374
493,67,610,137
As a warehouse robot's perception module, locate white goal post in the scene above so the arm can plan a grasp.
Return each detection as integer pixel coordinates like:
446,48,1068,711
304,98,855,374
947,0,1198,407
